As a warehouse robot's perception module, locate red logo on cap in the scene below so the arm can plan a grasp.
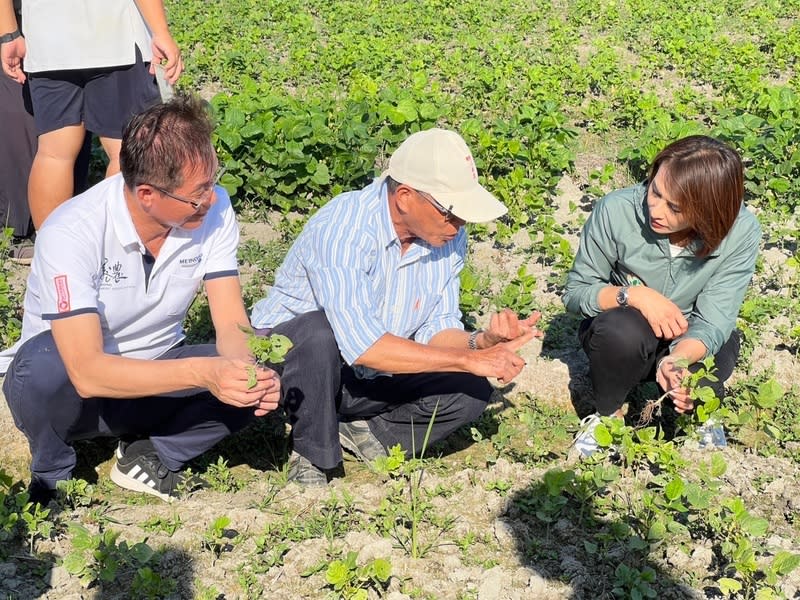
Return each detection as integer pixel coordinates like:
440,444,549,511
54,275,71,312
465,155,477,180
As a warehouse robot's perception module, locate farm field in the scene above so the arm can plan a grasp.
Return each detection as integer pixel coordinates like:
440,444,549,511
1,0,800,598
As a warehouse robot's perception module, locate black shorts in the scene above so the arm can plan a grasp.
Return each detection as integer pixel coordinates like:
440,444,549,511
28,45,160,139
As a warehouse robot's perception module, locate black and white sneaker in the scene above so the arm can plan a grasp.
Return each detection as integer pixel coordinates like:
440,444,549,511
110,440,203,502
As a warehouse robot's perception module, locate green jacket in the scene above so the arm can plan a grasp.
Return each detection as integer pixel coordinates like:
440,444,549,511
562,183,761,356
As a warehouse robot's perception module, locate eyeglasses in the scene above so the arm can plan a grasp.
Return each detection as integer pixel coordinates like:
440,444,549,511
143,166,225,211
414,189,461,224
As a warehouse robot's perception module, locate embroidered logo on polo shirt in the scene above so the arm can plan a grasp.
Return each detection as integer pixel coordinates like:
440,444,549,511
179,254,203,267
54,275,71,312
100,259,128,285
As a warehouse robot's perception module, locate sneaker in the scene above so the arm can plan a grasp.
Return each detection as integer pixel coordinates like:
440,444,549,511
570,413,604,458
110,441,203,502
338,420,387,463
115,435,149,460
8,240,35,265
287,451,328,486
27,476,58,506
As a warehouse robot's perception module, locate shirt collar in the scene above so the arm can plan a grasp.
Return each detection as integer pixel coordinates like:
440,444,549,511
373,178,432,261
108,175,146,253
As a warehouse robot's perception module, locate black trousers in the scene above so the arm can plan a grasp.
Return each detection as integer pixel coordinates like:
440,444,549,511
3,331,255,488
266,311,493,470
578,308,740,416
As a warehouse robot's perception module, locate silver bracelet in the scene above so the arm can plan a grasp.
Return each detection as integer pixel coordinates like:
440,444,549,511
656,356,675,372
468,329,482,350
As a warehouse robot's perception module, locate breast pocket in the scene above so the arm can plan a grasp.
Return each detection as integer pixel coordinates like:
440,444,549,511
164,275,203,317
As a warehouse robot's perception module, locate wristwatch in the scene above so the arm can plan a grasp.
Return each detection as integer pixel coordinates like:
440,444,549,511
616,285,630,307
0,30,21,45
468,329,482,350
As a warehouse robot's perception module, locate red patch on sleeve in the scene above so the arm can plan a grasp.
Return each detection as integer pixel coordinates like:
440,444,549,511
54,275,71,312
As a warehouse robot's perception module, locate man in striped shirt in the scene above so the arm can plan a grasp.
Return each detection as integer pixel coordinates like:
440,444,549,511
251,128,541,485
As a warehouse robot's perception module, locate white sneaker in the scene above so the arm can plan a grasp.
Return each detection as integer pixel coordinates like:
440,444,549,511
571,413,603,458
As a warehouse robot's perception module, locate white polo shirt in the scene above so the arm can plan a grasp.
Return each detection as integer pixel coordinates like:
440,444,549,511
0,174,239,373
21,0,153,72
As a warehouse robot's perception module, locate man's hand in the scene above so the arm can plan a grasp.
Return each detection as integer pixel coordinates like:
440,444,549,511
206,358,280,416
631,287,688,340
149,33,182,84
482,309,544,346
1,35,25,83
656,357,694,413
468,330,535,384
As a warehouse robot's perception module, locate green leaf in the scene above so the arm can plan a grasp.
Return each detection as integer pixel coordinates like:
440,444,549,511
325,560,350,588
710,453,727,477
395,98,418,122
647,520,667,540
771,551,800,576
755,379,783,408
717,577,742,594
664,477,684,501
62,552,87,575
593,423,612,447
740,515,769,537
371,557,392,582
310,162,330,186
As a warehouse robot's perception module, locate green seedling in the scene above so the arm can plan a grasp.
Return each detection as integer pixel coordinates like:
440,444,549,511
203,456,245,493
201,515,237,563
141,513,182,537
63,523,156,588
239,325,293,388
638,356,718,426
322,550,392,600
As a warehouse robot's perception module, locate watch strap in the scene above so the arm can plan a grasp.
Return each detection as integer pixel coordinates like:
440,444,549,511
0,30,21,44
468,329,482,350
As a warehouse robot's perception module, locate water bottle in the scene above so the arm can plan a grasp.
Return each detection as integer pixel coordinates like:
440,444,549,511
697,417,727,449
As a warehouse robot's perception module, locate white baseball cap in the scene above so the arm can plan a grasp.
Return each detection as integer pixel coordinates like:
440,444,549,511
382,128,507,223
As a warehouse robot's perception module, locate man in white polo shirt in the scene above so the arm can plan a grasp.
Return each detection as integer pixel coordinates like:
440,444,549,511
250,128,542,485
1,95,279,504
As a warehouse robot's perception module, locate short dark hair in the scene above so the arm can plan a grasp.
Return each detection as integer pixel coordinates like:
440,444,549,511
649,135,744,258
119,94,216,192
385,175,401,195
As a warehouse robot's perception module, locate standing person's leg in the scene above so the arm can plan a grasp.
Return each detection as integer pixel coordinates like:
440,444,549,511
339,370,493,458
85,46,160,178
263,311,345,471
27,71,89,229
0,76,36,238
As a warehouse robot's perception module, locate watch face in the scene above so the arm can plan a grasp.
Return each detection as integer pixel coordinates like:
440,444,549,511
617,288,628,306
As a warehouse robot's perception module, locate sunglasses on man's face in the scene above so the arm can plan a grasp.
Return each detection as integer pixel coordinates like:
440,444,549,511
415,189,461,224
143,165,225,211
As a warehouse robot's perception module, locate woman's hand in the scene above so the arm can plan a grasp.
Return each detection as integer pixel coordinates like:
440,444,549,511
630,286,688,340
656,356,694,413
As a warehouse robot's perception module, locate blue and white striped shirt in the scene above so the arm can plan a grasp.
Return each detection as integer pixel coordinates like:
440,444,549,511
250,178,466,367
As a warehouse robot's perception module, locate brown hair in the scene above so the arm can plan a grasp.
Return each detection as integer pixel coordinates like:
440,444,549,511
120,94,216,192
649,135,743,258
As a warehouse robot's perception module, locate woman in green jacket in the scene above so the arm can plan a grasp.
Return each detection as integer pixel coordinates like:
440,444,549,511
562,135,761,457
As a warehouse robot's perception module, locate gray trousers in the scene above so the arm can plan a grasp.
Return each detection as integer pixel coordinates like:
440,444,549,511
266,311,493,470
3,331,255,488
